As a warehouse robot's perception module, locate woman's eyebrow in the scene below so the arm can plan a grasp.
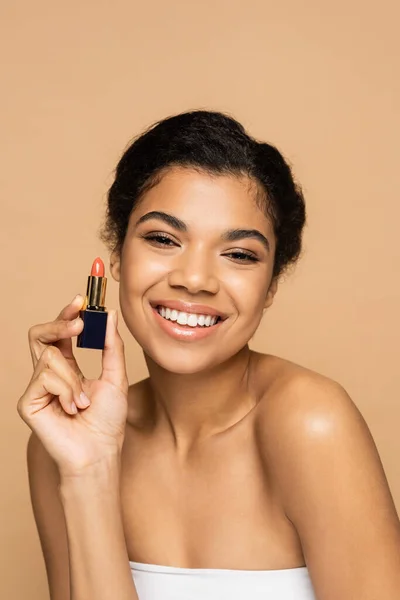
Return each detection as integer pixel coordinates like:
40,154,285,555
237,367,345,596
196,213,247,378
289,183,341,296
134,210,270,252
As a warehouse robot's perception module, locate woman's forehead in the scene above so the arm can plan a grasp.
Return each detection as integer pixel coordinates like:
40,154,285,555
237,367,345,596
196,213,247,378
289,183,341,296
135,166,274,235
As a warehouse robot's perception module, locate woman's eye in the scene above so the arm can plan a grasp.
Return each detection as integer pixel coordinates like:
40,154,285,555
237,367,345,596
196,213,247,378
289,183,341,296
225,252,259,263
144,233,176,246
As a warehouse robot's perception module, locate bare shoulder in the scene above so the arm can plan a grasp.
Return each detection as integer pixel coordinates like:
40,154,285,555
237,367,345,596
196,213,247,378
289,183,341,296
253,351,371,471
253,353,400,598
253,351,363,435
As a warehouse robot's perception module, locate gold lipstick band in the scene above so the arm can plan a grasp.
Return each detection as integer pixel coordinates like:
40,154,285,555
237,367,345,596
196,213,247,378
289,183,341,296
85,275,107,310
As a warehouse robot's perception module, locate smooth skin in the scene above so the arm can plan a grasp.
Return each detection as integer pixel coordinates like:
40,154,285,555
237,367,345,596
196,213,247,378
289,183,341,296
22,167,400,600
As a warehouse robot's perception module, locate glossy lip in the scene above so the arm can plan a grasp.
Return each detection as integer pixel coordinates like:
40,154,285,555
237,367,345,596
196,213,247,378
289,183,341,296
150,305,224,341
149,299,228,319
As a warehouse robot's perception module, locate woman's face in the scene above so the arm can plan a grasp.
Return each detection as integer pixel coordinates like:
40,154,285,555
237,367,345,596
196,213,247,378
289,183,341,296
110,166,278,374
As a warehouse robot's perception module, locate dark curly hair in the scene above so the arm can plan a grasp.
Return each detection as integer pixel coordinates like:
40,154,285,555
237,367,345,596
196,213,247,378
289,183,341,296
99,109,306,280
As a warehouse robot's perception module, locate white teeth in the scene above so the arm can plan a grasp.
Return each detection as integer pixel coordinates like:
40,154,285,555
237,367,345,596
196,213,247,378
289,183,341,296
187,314,198,328
177,312,188,325
156,306,219,328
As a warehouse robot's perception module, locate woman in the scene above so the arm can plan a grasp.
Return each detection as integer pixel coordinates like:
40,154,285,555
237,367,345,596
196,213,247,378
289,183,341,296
18,110,400,600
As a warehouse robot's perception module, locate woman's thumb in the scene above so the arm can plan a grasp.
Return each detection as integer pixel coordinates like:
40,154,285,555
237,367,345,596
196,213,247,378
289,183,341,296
100,310,128,393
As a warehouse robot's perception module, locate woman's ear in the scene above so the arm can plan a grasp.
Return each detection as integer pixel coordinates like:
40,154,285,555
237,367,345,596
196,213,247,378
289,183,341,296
264,277,278,311
109,250,121,282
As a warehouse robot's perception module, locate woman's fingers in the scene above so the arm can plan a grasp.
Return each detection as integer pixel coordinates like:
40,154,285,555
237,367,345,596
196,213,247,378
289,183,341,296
53,294,85,366
100,310,129,395
31,345,90,411
55,294,84,322
28,295,85,378
18,367,79,422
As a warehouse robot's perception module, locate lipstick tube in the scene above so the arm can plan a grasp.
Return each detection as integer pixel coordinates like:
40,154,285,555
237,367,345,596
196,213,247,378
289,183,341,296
77,257,108,350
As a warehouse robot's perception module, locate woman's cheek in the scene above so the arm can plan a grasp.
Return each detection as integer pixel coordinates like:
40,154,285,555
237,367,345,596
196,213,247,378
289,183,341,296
119,258,170,321
145,257,171,280
224,271,267,315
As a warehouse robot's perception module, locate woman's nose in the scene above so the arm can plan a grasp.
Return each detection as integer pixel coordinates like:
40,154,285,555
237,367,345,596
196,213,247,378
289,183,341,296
167,250,220,295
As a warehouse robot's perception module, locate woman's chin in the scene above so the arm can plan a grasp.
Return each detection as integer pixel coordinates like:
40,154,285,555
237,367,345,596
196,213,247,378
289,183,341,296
152,358,216,376
143,348,226,376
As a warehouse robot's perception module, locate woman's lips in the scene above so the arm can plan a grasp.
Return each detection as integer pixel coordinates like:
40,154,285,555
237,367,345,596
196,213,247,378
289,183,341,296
150,305,224,342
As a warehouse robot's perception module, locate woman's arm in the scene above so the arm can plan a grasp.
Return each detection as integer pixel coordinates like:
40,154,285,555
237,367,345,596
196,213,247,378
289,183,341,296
28,432,70,600
28,432,139,600
59,453,138,600
20,300,136,599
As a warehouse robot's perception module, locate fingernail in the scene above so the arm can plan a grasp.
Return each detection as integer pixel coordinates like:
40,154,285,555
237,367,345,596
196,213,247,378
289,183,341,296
72,294,81,304
112,310,118,325
71,402,78,414
80,392,91,407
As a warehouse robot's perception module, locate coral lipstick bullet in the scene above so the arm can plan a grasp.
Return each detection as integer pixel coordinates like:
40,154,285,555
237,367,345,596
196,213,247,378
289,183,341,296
91,256,105,277
77,257,108,350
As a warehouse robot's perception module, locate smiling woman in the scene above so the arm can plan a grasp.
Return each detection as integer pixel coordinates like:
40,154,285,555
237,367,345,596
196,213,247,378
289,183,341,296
24,110,400,600
99,111,306,377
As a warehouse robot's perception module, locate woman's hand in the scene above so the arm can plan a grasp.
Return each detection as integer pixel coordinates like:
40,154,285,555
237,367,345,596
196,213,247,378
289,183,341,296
17,295,129,479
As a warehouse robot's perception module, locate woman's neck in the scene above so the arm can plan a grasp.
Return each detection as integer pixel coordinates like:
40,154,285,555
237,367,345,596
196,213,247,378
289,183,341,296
143,345,260,453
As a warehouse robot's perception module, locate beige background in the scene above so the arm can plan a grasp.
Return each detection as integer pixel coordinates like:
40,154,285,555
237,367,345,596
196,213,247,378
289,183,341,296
1,1,399,598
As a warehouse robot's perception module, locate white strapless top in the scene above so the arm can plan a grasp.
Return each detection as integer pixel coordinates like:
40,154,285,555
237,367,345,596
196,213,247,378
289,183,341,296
129,561,317,599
